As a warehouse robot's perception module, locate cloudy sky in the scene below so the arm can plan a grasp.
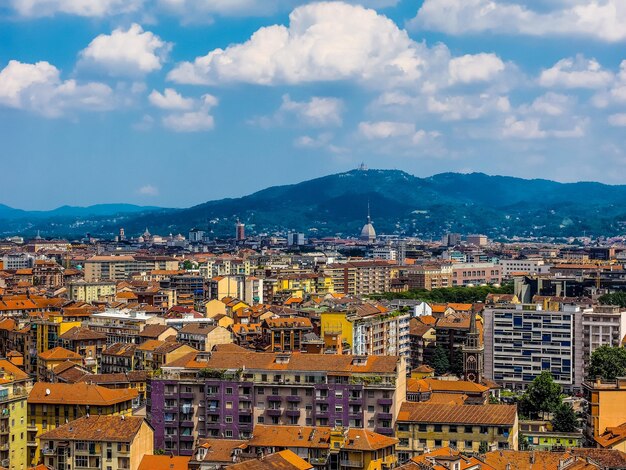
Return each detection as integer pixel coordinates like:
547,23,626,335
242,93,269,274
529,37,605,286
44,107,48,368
1,0,625,209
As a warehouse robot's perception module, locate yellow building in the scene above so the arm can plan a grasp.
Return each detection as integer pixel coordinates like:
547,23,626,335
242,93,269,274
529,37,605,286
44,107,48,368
320,312,354,349
67,280,116,303
39,415,153,470
27,382,137,466
0,360,33,470
583,378,626,442
274,274,334,297
37,347,84,382
32,315,82,356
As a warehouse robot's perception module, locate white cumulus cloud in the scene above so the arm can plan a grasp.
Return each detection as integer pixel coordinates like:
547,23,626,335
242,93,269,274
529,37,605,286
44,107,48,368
167,2,435,87
161,94,218,132
79,24,171,76
0,60,114,117
539,56,614,89
411,0,626,42
448,53,505,84
359,121,415,139
149,88,195,110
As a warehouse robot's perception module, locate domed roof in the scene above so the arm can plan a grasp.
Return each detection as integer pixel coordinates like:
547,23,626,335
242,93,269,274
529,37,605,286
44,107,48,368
360,222,376,242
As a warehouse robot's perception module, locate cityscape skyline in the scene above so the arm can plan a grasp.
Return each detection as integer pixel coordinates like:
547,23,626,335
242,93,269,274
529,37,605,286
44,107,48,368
1,0,625,209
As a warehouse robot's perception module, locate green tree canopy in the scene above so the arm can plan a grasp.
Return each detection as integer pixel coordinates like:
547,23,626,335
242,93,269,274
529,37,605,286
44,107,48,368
371,283,513,303
588,345,626,381
519,372,562,419
428,345,450,376
598,292,626,308
551,403,578,432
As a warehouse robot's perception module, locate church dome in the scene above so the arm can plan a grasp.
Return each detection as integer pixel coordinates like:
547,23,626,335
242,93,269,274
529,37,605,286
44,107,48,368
360,222,376,242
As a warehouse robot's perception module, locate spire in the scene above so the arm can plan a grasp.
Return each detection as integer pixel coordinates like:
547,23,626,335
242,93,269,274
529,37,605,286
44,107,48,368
469,309,477,334
367,200,371,224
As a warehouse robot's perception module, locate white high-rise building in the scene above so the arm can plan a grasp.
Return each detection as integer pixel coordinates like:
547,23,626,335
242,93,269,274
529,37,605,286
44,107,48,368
483,303,584,393
582,305,626,370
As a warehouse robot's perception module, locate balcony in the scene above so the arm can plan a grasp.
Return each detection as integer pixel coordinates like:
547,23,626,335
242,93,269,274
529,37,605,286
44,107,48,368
180,420,195,428
286,396,301,403
0,444,9,451
27,425,37,432
267,396,282,403
377,413,393,421
42,448,56,456
0,428,7,435
286,410,301,417
266,409,282,417
309,456,329,466
27,440,38,447
377,398,393,406
238,408,252,415
340,460,363,468
179,435,195,442
374,427,394,436
180,392,194,399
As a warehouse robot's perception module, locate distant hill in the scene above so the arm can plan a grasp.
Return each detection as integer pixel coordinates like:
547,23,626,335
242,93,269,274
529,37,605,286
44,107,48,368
2,169,626,239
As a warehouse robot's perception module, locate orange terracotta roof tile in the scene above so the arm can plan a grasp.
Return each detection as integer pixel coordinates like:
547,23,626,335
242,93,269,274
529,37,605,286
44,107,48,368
39,415,145,442
138,455,191,470
397,402,516,426
28,382,137,405
38,346,83,361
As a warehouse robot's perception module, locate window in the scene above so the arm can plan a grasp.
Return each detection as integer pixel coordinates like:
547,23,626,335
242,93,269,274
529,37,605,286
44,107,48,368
434,424,442,432
335,391,343,399
75,456,88,467
449,425,457,433
305,389,313,396
335,406,343,413
465,441,473,449
261,374,267,381
435,440,442,447
291,388,298,396
418,424,427,432
257,388,264,395
226,387,233,395
226,402,233,409
368,406,374,413
257,416,264,424
465,426,473,433
272,388,279,395
368,391,374,398
225,416,233,423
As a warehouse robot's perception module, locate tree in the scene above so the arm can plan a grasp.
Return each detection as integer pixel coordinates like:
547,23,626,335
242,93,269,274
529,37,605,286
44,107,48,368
519,372,562,419
598,292,626,308
551,403,578,432
588,345,626,381
182,259,195,270
450,348,464,376
428,345,450,376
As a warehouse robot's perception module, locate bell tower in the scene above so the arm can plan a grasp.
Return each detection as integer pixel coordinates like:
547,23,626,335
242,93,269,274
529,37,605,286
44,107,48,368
463,310,484,383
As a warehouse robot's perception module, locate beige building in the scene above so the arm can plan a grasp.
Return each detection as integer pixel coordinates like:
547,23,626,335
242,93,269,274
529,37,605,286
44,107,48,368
176,324,232,352
395,402,518,460
39,415,153,470
84,256,178,282
324,261,398,296
68,280,117,302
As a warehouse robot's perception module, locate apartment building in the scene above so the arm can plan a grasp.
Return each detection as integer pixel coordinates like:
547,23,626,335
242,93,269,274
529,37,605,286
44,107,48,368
67,280,117,302
84,255,178,282
0,360,32,470
229,425,398,470
483,303,584,392
396,264,452,291
262,317,314,352
582,378,626,444
27,382,137,466
582,306,626,370
498,259,551,278
395,402,518,460
320,306,410,358
451,263,502,286
147,344,406,456
324,261,397,296
85,309,164,345
176,324,232,352
59,327,107,372
39,415,153,470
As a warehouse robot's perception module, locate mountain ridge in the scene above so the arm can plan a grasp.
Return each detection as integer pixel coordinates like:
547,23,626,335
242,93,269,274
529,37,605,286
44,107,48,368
2,169,626,239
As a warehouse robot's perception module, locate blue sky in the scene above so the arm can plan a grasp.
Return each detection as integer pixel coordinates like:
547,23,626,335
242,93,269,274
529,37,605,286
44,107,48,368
1,0,625,210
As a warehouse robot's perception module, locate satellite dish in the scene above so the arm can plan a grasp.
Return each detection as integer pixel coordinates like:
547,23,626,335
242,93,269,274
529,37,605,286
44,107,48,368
45,388,51,396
